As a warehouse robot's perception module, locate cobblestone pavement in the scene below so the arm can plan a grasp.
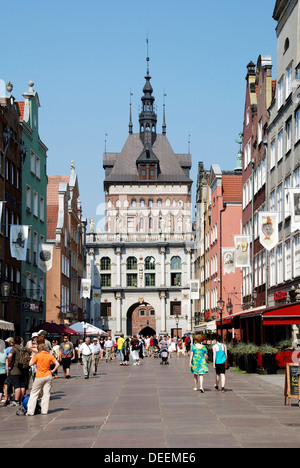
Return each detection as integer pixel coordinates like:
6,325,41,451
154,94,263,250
0,354,299,449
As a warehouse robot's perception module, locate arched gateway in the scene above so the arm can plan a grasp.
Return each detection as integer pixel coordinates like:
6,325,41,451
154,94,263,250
127,302,156,336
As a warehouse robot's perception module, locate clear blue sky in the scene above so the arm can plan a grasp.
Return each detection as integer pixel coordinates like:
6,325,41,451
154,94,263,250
2,0,277,225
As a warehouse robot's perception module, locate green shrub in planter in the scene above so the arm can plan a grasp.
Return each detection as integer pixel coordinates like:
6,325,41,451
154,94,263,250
234,343,247,371
259,344,278,375
244,344,259,374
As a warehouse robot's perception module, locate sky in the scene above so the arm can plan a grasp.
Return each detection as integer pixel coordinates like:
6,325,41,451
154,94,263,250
2,0,278,226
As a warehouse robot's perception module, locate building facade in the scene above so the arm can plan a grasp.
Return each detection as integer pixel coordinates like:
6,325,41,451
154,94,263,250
46,162,84,324
0,81,23,333
17,81,48,335
86,58,194,337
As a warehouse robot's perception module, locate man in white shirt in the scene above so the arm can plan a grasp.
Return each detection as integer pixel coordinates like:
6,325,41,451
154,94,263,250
104,336,113,363
91,338,101,375
78,337,94,379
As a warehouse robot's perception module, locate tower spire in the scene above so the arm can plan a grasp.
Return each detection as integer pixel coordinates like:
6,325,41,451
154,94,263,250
129,90,133,134
162,90,167,135
139,38,157,146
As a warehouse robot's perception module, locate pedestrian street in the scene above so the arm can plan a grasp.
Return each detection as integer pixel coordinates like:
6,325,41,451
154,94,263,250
1,354,300,449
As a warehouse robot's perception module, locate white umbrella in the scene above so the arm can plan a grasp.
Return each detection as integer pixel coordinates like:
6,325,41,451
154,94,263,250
69,321,108,336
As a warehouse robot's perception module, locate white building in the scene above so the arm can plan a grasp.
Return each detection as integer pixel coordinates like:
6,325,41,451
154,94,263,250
85,57,195,337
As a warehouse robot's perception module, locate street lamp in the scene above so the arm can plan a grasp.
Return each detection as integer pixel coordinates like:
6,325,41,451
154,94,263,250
100,315,106,331
217,298,225,339
226,299,233,315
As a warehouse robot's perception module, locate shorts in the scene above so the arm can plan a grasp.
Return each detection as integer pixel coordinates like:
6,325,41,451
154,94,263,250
215,363,226,375
10,374,28,390
61,357,72,370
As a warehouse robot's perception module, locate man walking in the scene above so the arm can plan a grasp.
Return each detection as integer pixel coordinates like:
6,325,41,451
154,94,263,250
117,334,125,365
91,338,101,375
79,337,94,379
104,336,113,363
59,335,75,379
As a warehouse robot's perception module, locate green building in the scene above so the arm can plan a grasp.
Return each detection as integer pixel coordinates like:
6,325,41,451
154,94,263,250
17,81,48,337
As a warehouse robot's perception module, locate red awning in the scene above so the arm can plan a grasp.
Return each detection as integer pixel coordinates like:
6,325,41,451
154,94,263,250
263,303,300,325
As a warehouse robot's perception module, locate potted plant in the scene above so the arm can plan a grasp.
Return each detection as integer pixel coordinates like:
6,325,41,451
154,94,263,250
234,343,247,371
259,344,278,374
244,343,259,374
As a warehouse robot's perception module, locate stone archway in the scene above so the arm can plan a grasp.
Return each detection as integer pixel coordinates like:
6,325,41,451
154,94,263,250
127,302,156,336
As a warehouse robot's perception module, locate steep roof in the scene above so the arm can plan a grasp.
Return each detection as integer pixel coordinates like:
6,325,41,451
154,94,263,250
103,133,192,185
222,173,243,203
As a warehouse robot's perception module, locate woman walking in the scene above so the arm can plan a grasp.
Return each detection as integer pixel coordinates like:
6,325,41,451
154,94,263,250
189,334,208,393
27,343,60,416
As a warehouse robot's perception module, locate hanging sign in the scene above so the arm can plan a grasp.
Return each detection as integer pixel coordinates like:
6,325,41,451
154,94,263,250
80,279,91,299
10,225,29,261
234,235,250,268
222,247,235,274
38,244,53,272
258,212,278,251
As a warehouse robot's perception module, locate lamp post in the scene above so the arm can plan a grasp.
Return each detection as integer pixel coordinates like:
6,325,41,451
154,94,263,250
83,311,88,341
1,281,11,321
217,298,225,339
101,315,106,331
175,314,180,339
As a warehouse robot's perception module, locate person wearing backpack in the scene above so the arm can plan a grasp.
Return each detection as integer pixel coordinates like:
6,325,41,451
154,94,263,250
7,336,30,406
27,343,60,416
212,335,228,393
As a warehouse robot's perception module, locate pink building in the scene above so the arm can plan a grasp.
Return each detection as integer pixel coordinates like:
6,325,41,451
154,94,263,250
209,164,243,338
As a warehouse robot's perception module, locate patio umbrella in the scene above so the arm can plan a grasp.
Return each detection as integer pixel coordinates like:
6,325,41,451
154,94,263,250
68,321,108,336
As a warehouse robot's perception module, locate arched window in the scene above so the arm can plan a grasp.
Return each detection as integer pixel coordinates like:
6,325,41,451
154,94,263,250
171,256,181,270
149,217,153,230
145,256,155,270
127,256,137,270
100,257,111,271
284,38,290,54
140,199,145,207
131,198,137,207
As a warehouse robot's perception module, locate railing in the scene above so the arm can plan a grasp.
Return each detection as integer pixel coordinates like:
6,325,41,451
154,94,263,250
86,232,195,244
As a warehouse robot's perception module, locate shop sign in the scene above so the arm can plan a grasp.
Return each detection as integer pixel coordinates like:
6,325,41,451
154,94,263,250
274,291,287,301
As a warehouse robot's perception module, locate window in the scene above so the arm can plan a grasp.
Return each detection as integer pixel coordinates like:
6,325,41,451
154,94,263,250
278,130,284,161
100,257,111,271
40,196,44,222
171,272,181,286
285,176,292,219
131,198,136,207
270,139,276,169
296,109,300,143
148,199,153,207
277,244,283,284
139,309,146,316
36,156,40,179
170,302,181,316
294,236,300,278
277,184,283,223
26,185,31,211
270,249,276,287
145,273,155,287
100,274,111,287
127,273,137,287
140,199,145,207
258,119,263,144
286,64,293,99
30,151,35,174
145,256,155,270
171,256,181,270
286,119,292,152
285,240,292,281
278,76,284,109
127,256,137,270
33,191,38,217
157,199,162,207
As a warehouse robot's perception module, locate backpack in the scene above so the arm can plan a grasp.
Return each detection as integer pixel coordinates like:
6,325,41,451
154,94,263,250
132,339,140,351
16,347,31,372
16,396,41,416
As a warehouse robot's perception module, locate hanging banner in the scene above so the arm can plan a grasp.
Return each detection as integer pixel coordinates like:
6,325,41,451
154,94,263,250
93,289,101,304
80,279,91,299
222,248,235,274
189,280,200,300
259,212,278,251
234,235,250,268
182,289,190,305
10,225,29,261
291,189,300,233
38,244,53,273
